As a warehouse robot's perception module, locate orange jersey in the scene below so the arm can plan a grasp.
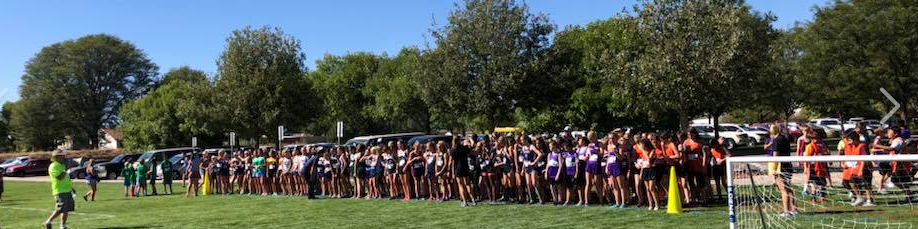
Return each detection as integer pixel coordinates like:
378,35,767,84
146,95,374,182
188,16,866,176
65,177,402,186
711,148,728,160
842,143,866,180
665,144,678,157
804,142,828,177
683,139,704,172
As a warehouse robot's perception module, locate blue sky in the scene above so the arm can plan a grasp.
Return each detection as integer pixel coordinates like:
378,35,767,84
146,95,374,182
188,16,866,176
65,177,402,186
0,0,826,104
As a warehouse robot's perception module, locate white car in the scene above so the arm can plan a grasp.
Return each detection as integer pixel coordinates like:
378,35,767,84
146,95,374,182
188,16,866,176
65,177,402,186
721,123,769,144
0,156,29,171
809,118,844,131
691,124,750,148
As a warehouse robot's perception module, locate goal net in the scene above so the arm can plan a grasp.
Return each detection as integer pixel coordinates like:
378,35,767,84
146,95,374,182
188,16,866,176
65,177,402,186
728,155,918,229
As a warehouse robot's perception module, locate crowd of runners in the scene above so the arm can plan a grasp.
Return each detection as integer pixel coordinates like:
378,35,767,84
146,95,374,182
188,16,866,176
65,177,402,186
85,122,917,212
140,128,740,210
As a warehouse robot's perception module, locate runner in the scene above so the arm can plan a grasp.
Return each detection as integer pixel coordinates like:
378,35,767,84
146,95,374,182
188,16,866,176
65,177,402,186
842,131,873,206
160,155,174,195
82,159,98,201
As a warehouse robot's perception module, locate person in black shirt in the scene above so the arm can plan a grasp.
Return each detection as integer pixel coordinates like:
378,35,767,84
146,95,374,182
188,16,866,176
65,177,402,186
450,135,475,207
765,124,797,216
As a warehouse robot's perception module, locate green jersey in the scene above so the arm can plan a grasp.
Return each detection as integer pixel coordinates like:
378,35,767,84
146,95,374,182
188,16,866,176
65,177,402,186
160,160,172,172
123,165,135,181
253,157,266,173
136,163,147,180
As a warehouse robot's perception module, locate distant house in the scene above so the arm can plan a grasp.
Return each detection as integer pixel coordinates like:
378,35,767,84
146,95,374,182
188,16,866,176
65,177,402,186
57,128,122,150
99,129,122,150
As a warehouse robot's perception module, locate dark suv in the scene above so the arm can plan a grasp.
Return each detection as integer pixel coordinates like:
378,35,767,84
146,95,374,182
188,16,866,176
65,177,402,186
93,153,142,180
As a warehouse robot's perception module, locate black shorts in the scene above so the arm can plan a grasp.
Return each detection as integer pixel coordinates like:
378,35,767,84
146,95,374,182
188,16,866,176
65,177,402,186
891,174,913,187
711,164,726,179
842,178,866,189
808,175,827,186
640,168,657,181
55,193,75,213
673,165,686,177
268,169,277,178
774,173,792,191
878,162,893,176
565,175,578,188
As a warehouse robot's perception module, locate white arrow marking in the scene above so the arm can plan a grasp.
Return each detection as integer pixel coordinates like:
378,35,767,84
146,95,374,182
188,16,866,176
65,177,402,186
880,88,899,124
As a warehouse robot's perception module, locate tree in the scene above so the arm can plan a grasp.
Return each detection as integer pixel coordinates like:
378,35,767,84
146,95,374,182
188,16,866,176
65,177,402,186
795,0,915,124
16,34,158,149
120,67,224,151
10,97,67,151
215,26,319,145
632,0,776,135
363,48,431,133
419,0,554,131
309,52,383,139
159,66,208,86
0,102,16,152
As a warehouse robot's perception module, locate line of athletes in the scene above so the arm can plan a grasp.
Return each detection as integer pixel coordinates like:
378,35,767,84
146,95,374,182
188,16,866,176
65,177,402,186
179,128,740,210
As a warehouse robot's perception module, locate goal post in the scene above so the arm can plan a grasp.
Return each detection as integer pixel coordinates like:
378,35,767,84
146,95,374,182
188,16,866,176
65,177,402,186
727,154,918,229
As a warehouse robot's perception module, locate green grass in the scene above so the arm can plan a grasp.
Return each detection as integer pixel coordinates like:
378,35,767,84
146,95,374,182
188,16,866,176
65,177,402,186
1,181,728,229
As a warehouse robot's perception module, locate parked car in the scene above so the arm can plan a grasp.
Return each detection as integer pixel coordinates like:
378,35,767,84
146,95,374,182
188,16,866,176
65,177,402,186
68,158,110,179
721,124,768,144
407,135,452,146
93,153,143,180
345,132,426,147
0,156,29,171
691,124,749,149
5,158,52,177
809,118,844,131
138,147,198,164
306,143,339,150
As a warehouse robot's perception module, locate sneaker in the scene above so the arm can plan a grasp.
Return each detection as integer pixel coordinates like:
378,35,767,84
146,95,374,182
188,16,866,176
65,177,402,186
44,222,52,229
779,212,790,217
609,204,619,208
885,181,896,189
653,206,659,211
619,204,626,209
879,189,889,195
460,202,467,208
788,211,799,216
851,198,865,207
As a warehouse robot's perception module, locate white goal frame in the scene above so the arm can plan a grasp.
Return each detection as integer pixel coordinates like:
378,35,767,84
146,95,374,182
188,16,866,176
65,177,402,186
726,154,918,229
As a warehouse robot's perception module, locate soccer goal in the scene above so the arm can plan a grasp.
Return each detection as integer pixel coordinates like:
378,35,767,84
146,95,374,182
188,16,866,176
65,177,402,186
728,155,918,229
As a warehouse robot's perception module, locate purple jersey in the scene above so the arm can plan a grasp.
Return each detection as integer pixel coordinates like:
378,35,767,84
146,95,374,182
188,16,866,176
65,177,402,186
547,152,561,178
562,151,577,176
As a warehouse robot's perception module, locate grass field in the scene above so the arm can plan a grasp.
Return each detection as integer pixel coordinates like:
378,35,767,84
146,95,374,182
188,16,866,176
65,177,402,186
1,181,728,229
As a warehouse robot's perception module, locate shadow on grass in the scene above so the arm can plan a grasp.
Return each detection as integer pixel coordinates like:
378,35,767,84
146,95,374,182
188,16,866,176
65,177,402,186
91,226,162,229
810,209,880,215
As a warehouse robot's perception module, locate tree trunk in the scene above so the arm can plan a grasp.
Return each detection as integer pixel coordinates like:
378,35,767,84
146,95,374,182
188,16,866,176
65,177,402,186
712,113,720,140
678,111,690,132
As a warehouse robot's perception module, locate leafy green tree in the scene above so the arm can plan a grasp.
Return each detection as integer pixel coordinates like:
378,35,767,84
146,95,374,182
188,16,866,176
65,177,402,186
0,102,16,152
159,66,208,86
419,0,553,131
120,67,224,151
309,52,382,139
632,0,776,134
10,96,67,151
363,48,431,132
16,34,158,149
795,0,915,123
215,26,319,145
